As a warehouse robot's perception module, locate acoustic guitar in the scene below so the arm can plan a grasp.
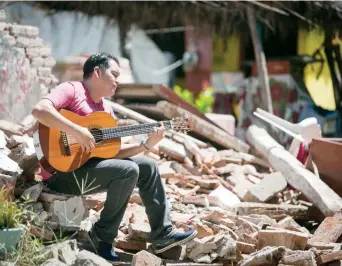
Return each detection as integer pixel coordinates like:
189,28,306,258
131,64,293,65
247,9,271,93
33,109,191,172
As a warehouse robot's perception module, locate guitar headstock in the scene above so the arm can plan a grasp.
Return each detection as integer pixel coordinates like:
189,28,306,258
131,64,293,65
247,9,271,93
170,117,193,134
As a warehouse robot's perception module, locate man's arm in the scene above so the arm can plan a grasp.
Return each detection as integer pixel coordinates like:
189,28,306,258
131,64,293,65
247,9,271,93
32,99,80,135
32,99,95,153
114,126,165,159
113,143,148,159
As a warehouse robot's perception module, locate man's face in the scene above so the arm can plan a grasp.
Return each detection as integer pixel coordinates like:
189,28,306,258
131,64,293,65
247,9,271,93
96,59,120,97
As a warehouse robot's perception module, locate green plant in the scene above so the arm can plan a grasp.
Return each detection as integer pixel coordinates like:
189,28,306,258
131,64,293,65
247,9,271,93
8,226,46,266
0,187,24,230
173,85,214,113
195,87,214,113
174,85,194,105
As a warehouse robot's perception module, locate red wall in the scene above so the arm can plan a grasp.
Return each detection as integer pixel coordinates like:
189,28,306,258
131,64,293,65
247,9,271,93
185,27,212,96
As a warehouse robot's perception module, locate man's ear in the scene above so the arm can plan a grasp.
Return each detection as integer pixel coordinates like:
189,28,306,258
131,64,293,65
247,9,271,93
94,66,101,78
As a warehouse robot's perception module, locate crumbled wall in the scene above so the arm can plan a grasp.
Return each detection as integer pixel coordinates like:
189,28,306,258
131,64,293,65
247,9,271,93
0,9,58,123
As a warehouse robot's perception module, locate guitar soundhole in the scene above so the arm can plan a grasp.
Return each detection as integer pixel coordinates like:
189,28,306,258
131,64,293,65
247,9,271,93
90,128,103,143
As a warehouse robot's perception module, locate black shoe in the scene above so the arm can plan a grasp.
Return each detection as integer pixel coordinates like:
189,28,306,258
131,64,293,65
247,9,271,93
152,229,198,254
87,229,120,262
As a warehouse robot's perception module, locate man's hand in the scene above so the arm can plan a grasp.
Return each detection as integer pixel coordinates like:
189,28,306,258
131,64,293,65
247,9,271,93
73,126,95,153
145,123,165,149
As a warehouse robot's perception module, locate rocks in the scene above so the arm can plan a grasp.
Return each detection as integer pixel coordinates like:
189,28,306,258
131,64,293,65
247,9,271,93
0,151,22,177
316,250,342,265
0,120,23,137
41,259,68,266
20,182,43,201
8,134,38,178
279,250,317,266
278,216,310,234
73,250,113,266
231,202,308,221
238,246,287,266
115,237,148,251
41,240,78,264
2,6,341,266
132,250,163,266
0,173,17,199
257,229,309,250
185,234,237,263
52,197,86,227
128,223,151,242
243,172,287,203
308,216,342,245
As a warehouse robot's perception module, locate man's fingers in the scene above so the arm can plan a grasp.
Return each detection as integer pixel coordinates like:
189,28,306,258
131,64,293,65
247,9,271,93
80,144,85,153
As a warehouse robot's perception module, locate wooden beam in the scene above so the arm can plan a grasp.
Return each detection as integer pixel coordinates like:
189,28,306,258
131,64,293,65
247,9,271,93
247,6,273,113
246,125,342,217
157,101,250,153
114,84,228,132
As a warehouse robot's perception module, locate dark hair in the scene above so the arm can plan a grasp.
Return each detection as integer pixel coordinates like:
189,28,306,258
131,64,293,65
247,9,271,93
83,52,120,79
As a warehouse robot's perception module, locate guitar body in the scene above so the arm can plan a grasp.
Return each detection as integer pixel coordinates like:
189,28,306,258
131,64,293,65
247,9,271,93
33,109,120,172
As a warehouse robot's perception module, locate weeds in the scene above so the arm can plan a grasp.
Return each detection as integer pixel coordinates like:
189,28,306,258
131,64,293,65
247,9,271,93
1,171,100,265
0,187,23,230
8,225,46,266
73,171,100,196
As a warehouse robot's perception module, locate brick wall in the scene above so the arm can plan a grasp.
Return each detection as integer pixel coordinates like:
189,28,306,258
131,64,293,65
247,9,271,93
0,9,58,123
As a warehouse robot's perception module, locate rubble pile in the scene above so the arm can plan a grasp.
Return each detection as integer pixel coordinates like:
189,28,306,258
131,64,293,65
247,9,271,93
1,106,342,266
1,8,342,266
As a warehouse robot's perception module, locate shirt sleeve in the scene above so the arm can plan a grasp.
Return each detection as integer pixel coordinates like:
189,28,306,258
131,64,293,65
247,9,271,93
42,82,75,110
109,107,117,119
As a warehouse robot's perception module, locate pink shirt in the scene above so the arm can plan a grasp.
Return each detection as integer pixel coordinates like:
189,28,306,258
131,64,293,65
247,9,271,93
40,81,115,180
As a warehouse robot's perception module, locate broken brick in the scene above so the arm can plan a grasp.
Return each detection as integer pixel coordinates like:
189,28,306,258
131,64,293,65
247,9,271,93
236,241,256,254
132,250,162,266
257,229,309,250
115,237,147,251
317,250,342,265
243,172,287,203
194,222,214,239
128,223,150,242
309,216,342,245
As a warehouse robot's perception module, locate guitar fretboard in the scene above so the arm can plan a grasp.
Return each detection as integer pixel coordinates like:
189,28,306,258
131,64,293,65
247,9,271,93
101,121,173,140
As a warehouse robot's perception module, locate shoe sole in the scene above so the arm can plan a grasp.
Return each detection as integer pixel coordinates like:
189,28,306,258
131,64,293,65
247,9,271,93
153,230,198,254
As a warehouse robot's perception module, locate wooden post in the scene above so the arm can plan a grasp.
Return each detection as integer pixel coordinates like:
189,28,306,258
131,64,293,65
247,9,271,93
247,6,273,114
325,28,342,135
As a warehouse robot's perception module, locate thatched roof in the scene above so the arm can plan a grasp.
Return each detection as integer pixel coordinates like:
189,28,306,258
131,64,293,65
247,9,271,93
29,1,342,36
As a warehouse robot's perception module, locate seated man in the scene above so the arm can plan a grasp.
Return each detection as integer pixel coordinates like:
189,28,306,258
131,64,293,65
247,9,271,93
31,53,197,262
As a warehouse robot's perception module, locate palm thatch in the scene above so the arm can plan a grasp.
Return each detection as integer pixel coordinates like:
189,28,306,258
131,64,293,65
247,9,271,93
29,1,342,36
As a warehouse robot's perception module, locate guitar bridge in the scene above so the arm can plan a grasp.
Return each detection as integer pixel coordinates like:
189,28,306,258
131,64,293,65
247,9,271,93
61,132,71,156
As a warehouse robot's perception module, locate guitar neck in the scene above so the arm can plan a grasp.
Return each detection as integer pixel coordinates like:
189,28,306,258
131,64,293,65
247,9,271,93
101,120,173,140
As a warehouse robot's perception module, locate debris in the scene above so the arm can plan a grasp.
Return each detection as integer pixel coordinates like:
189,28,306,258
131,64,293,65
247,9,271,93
257,229,309,250
308,215,342,245
52,196,86,227
247,125,342,217
132,250,163,266
157,101,250,152
243,172,287,203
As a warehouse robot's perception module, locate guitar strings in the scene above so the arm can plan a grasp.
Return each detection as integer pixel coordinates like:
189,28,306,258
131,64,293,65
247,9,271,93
63,125,189,144
60,119,188,139
56,120,189,154
64,126,189,154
